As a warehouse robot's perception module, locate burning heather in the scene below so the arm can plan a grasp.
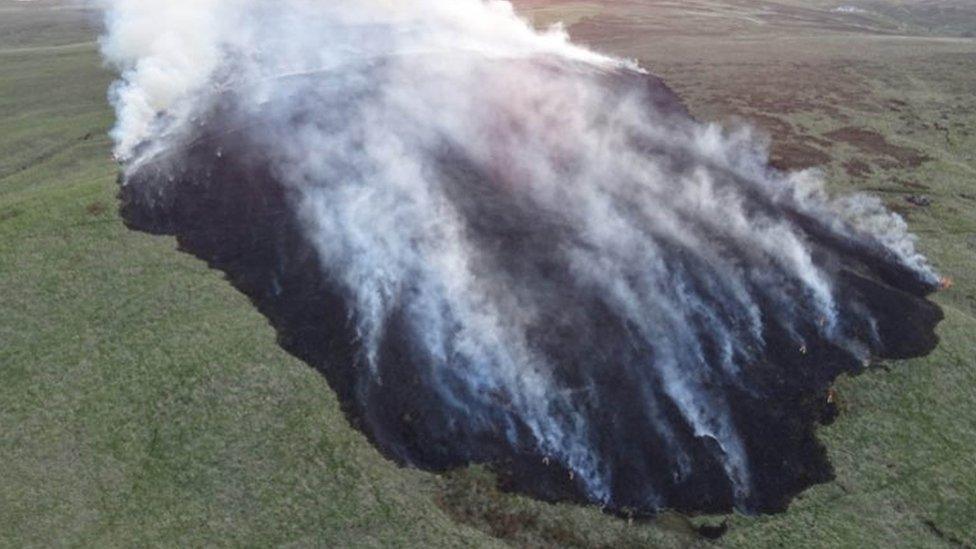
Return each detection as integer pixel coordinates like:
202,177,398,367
102,0,943,515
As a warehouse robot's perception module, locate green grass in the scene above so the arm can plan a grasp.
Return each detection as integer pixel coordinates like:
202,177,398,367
2,2,976,547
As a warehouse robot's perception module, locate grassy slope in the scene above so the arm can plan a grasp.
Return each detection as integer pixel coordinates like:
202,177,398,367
1,1,974,547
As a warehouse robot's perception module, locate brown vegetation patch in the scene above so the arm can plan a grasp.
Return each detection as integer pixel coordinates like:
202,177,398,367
739,112,793,138
0,208,21,222
770,140,830,171
726,112,831,171
843,159,873,178
886,201,914,220
824,126,931,169
886,99,909,112
901,180,930,191
434,470,596,547
85,201,107,216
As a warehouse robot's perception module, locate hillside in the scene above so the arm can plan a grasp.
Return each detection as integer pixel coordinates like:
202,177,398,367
2,1,975,546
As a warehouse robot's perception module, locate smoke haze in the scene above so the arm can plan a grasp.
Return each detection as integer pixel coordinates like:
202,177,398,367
104,0,944,514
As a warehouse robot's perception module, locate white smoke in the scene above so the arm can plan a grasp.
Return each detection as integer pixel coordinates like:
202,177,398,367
99,0,626,162
101,0,941,512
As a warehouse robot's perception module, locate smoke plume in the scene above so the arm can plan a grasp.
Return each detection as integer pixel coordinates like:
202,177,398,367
102,0,944,514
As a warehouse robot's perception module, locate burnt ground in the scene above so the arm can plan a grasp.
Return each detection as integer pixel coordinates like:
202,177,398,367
118,60,943,521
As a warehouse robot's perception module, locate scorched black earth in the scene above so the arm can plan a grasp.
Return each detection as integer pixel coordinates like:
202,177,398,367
119,59,942,516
